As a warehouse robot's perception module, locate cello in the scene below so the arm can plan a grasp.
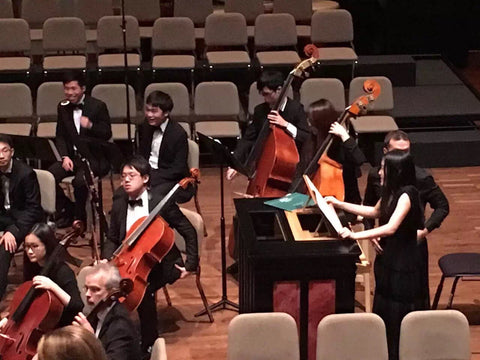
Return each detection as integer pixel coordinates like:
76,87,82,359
111,170,199,312
289,79,382,198
0,221,84,360
245,45,320,197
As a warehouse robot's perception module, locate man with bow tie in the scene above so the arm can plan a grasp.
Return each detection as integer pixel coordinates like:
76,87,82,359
48,71,112,228
0,134,43,300
102,155,198,357
138,91,194,203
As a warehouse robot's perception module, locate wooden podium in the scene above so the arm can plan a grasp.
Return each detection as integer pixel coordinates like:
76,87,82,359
235,198,361,360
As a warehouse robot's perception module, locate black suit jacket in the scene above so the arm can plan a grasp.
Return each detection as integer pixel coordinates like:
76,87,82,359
103,189,198,280
138,120,189,188
0,159,44,242
234,98,310,164
56,95,112,175
364,165,449,231
90,302,142,360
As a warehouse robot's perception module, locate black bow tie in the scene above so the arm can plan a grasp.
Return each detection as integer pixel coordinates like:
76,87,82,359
128,198,143,208
0,172,11,179
73,103,84,110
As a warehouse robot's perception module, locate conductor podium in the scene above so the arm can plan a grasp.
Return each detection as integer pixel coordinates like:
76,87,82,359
235,198,361,360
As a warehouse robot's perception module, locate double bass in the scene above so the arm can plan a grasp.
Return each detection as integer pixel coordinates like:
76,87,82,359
245,45,320,197
0,221,84,360
111,170,199,312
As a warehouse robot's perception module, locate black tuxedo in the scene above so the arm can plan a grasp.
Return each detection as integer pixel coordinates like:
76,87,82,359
234,98,310,164
104,188,198,350
88,302,142,360
49,95,112,221
0,158,44,299
138,120,193,202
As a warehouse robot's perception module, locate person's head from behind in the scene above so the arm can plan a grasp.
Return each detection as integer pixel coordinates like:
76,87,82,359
37,325,107,360
307,99,338,141
120,155,151,199
83,262,121,307
383,130,410,153
24,223,58,279
145,91,174,127
62,71,86,104
257,71,285,107
380,149,416,192
0,134,14,172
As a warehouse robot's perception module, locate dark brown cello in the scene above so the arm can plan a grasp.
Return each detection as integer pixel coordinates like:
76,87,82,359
289,79,382,197
245,45,320,197
111,170,199,312
0,221,84,360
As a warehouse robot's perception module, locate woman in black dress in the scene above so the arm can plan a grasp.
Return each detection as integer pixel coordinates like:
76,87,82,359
326,150,428,360
291,99,366,217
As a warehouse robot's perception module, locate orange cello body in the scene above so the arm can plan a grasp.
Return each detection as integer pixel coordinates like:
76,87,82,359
112,216,175,312
246,126,299,197
312,153,345,201
0,282,63,360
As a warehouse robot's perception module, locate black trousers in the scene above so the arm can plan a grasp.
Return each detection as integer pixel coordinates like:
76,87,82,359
0,214,21,300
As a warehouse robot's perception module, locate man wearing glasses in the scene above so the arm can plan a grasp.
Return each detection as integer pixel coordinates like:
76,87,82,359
0,134,43,300
226,70,309,180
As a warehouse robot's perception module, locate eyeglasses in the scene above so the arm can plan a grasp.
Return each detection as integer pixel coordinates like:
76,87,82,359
259,89,276,97
24,243,44,251
0,147,12,155
121,172,140,181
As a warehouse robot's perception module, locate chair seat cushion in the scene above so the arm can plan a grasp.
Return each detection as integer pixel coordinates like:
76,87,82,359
206,51,250,65
0,57,31,71
152,55,195,69
438,253,480,277
37,122,57,138
43,55,86,70
296,25,311,38
195,121,240,138
256,51,301,66
98,53,141,68
317,47,358,61
350,116,398,133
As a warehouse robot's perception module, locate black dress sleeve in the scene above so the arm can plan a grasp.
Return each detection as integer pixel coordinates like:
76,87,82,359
52,262,84,327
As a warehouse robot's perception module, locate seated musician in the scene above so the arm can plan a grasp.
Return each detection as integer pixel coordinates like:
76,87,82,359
0,223,83,329
0,134,44,301
290,99,366,220
48,71,112,228
102,155,198,356
138,90,194,203
72,263,141,360
226,70,310,180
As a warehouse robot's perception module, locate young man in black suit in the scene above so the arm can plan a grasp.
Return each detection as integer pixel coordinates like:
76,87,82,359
226,70,310,180
102,156,198,356
48,71,112,228
0,134,44,300
138,91,193,203
73,263,142,360
363,130,450,307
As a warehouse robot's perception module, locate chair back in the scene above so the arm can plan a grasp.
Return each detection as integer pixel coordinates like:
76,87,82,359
349,76,393,112
0,83,32,119
21,0,60,28
300,78,346,112
316,313,388,360
399,310,470,360
224,0,263,25
97,15,140,51
36,82,65,120
151,17,195,52
227,312,300,360
0,0,13,19
43,17,86,52
194,82,239,117
173,0,213,27
254,13,297,48
150,338,168,360
91,84,137,121
311,9,354,44
0,18,30,52
205,13,247,48
33,169,56,215
123,0,160,23
74,0,113,27
273,0,312,24
175,207,203,256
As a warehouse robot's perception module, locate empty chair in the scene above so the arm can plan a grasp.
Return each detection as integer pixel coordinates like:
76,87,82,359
123,0,160,38
273,0,312,37
300,78,345,112
74,0,113,28
173,0,213,39
248,81,293,116
96,15,141,70
42,17,87,72
254,13,301,68
316,313,388,360
36,82,65,137
227,312,299,360
0,123,32,135
399,310,470,360
0,19,31,72
162,207,213,322
313,0,339,11
0,0,13,18
21,0,60,28
224,0,263,37
33,169,56,220
194,82,241,138
204,13,250,68
0,83,33,125
311,10,358,77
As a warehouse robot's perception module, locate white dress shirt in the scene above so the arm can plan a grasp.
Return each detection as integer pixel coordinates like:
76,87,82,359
0,159,12,211
126,189,150,232
94,303,115,337
149,119,169,170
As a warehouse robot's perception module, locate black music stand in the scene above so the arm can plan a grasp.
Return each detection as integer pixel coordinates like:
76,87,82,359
197,132,251,313
9,135,61,162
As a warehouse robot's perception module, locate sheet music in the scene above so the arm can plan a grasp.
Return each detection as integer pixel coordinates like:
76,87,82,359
303,175,343,233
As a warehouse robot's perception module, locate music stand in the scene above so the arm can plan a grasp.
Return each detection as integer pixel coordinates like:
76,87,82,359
9,135,61,162
197,132,247,313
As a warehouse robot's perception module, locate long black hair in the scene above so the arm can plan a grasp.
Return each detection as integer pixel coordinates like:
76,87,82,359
23,223,59,281
380,149,416,219
308,98,339,146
